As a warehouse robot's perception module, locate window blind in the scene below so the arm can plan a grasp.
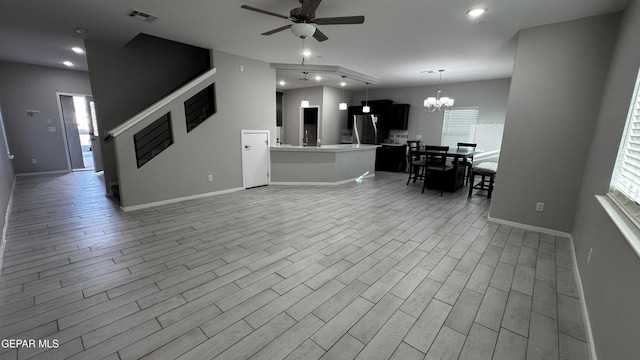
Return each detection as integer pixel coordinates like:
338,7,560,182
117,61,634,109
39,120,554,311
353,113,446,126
475,123,504,152
441,106,479,148
611,69,640,225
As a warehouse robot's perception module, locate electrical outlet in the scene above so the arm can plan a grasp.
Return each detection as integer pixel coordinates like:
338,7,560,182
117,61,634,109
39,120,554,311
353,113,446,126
208,174,213,182
416,134,423,140
535,202,544,212
31,158,37,164
48,127,56,132
587,248,593,264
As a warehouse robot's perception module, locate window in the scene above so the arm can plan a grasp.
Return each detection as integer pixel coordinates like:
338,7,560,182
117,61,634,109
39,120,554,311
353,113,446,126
441,106,504,156
610,68,640,226
441,106,479,148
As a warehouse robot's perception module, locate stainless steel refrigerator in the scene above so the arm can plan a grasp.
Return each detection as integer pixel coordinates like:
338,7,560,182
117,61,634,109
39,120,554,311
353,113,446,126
353,114,379,144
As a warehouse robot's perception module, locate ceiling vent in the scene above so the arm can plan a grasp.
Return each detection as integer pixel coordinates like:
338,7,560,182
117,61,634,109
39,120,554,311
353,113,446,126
129,10,158,23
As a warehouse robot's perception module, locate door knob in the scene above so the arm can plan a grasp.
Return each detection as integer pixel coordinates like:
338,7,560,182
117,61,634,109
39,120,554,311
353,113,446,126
245,145,252,149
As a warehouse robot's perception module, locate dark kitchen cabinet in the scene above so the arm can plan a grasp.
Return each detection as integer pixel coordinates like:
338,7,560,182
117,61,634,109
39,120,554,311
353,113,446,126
376,144,407,172
390,104,410,130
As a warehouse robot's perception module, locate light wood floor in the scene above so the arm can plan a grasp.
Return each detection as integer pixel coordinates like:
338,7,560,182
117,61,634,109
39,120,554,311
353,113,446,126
0,171,589,360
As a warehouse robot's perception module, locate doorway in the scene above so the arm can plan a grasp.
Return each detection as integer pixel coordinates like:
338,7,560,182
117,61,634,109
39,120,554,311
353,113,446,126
302,106,319,146
58,94,103,172
241,130,270,188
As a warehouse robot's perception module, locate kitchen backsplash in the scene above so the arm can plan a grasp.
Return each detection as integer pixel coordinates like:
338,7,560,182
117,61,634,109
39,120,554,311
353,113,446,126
388,130,409,144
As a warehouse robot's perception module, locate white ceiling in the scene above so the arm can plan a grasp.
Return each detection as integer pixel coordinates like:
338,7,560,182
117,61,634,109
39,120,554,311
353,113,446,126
0,0,627,91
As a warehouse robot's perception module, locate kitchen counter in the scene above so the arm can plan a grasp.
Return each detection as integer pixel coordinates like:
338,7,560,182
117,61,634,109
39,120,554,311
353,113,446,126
270,144,377,184
271,144,379,152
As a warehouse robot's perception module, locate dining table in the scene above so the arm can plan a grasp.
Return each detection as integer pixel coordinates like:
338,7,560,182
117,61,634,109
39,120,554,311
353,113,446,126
414,146,477,192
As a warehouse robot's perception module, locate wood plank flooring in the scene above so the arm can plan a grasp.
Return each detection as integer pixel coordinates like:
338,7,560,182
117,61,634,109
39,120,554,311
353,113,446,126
0,171,589,359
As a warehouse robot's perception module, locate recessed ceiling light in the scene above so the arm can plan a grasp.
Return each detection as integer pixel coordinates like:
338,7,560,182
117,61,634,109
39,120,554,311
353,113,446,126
279,80,286,86
63,61,74,67
74,27,88,34
467,8,486,17
72,47,85,54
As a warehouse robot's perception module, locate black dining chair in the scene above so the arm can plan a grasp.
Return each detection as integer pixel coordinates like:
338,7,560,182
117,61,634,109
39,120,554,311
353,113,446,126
422,145,454,196
457,142,477,186
406,143,426,185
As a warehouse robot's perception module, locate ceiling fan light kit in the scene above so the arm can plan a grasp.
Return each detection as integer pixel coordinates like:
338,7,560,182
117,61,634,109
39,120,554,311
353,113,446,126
241,0,364,42
291,23,316,39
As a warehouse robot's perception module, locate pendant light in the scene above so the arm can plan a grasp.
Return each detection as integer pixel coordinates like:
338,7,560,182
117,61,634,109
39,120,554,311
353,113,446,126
362,83,370,113
301,71,309,108
338,76,348,110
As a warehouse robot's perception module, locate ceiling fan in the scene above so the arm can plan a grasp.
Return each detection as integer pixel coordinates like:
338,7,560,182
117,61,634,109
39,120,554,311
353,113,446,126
241,0,364,42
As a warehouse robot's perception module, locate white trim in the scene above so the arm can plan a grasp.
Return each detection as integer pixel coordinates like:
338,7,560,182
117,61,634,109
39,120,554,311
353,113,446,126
15,170,70,177
595,194,640,260
108,68,217,138
0,176,15,278
121,187,244,212
569,236,598,360
486,216,572,238
270,174,376,186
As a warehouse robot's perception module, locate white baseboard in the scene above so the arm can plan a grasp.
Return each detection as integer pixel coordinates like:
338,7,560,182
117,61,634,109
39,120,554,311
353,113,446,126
121,187,244,212
569,237,598,360
486,216,572,238
270,174,375,186
0,177,16,278
16,170,70,177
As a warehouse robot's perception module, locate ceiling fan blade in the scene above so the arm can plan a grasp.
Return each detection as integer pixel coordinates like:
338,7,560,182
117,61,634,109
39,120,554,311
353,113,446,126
261,24,292,36
301,0,322,16
313,28,328,42
314,15,365,25
241,5,290,20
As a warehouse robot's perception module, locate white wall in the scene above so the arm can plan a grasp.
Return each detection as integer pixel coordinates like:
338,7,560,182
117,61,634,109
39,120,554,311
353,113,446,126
0,61,92,173
490,14,620,233
352,79,511,146
572,2,640,358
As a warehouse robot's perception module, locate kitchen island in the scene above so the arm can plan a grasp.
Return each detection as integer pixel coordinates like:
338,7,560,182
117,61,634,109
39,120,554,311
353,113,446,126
270,144,379,184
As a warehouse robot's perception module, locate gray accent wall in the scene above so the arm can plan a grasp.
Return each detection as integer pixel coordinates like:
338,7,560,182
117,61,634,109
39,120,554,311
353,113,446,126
352,79,511,145
490,14,620,233
0,61,92,173
281,86,352,146
85,34,211,194
282,86,323,146
114,50,276,208
572,1,640,359
321,86,350,145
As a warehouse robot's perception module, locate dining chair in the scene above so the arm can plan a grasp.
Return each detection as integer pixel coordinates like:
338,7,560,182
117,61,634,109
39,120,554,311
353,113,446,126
406,142,425,185
422,145,454,196
457,142,477,186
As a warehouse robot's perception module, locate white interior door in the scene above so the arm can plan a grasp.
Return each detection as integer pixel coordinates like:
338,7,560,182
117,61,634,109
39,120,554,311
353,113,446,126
242,130,270,188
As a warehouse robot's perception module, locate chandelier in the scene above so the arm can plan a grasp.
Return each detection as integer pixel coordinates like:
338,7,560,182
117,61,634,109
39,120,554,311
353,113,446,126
424,69,454,112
